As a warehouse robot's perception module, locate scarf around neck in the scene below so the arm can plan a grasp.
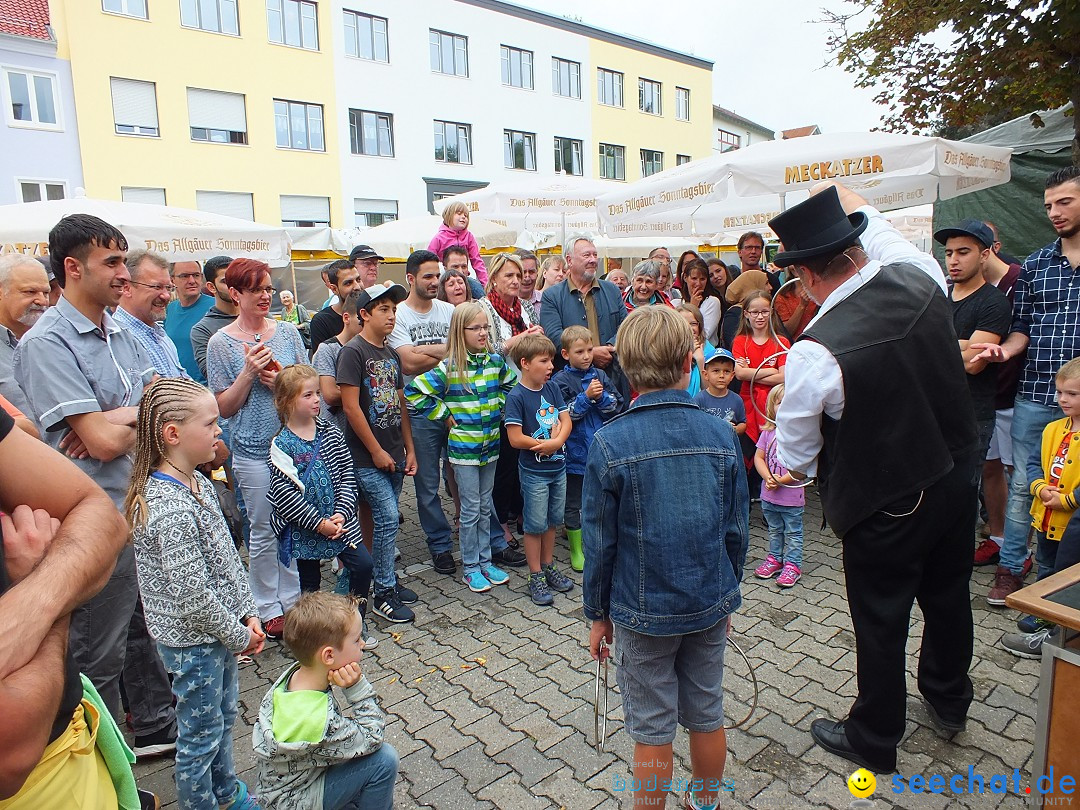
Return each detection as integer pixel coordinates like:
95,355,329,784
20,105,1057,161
488,291,527,335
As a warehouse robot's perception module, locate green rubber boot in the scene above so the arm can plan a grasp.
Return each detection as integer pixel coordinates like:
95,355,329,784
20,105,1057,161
567,528,584,573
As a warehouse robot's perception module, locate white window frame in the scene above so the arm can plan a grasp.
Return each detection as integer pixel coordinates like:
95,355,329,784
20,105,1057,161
599,143,625,181
267,0,318,50
343,9,388,62
102,0,148,19
3,67,62,130
274,99,324,151
349,109,394,157
640,149,663,177
430,29,468,77
597,68,623,107
434,120,472,165
16,178,67,203
500,45,533,90
110,77,159,136
503,129,536,171
180,0,239,36
554,136,583,176
639,77,662,115
552,57,581,99
676,154,692,166
675,87,690,121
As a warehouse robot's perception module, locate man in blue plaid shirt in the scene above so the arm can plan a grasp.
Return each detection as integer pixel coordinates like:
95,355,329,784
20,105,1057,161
974,166,1080,605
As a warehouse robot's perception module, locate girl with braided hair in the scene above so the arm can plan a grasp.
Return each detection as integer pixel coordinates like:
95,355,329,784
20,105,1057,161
125,377,263,810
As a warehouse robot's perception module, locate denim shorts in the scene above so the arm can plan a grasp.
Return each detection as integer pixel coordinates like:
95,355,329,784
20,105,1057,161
518,466,566,534
613,620,728,745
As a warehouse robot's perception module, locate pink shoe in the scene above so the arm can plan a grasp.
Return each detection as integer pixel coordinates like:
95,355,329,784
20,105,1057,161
776,562,802,588
755,554,782,579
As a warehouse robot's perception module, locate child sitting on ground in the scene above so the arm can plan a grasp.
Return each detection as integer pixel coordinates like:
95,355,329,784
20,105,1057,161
551,325,622,572
505,333,574,605
693,345,747,436
254,591,398,810
584,305,748,810
752,384,804,587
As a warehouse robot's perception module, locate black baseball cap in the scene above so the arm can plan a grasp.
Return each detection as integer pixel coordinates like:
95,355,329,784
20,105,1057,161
933,220,994,249
349,244,383,262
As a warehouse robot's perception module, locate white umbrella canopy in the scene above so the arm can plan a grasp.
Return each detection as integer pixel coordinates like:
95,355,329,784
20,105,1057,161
358,214,516,260
597,132,1012,240
0,196,291,265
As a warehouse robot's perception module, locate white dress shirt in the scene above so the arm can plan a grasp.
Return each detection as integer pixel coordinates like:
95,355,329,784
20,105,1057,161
775,206,947,476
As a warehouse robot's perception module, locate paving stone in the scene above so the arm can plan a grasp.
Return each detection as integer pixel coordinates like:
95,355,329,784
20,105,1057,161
398,745,455,796
412,773,494,809
413,715,477,762
493,738,563,788
460,710,528,756
476,773,557,810
441,741,513,793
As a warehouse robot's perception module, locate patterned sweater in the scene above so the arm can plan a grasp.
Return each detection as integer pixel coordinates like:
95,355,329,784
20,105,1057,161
131,471,257,652
404,352,516,464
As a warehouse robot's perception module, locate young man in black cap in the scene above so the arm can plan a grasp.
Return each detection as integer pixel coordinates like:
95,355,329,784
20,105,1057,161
309,257,362,354
769,182,977,773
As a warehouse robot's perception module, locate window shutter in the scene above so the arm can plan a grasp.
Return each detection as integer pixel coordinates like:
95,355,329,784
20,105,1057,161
196,190,254,220
187,88,246,131
121,187,167,205
280,195,330,222
110,78,158,128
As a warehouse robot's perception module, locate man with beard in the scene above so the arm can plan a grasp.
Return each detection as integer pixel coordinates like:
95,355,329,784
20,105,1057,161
973,166,1080,605
113,251,189,378
190,255,235,381
540,235,626,371
0,255,50,416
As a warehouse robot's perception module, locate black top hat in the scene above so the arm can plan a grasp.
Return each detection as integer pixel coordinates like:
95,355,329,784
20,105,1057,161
768,187,868,268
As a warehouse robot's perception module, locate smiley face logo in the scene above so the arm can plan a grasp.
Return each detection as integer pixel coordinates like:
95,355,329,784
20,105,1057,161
847,768,876,798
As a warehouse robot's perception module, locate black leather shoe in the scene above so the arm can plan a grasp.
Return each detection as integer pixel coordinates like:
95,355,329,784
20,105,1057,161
432,551,457,575
492,548,528,567
921,698,966,737
810,718,894,773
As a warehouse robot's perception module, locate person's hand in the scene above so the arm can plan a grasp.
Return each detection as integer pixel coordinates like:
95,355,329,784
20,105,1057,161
970,343,1010,364
328,661,363,688
1039,486,1060,507
585,379,603,401
1,505,60,584
531,438,562,457
58,428,90,460
243,617,265,655
242,343,273,378
591,345,614,369
403,455,418,476
207,439,230,470
524,324,544,335
809,180,868,213
589,619,613,661
445,415,457,430
318,518,344,539
259,368,279,390
371,448,396,473
690,290,705,307
329,513,346,528
102,406,139,427
764,475,779,491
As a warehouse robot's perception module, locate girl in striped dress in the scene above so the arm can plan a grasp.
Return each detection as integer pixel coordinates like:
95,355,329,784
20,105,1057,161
406,302,517,593
268,365,375,642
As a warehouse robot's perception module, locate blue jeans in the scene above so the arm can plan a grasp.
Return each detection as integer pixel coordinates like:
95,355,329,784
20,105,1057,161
519,467,566,535
1034,530,1059,582
355,466,404,593
409,415,453,555
761,501,804,568
451,461,497,575
322,743,399,810
157,642,240,808
1001,397,1062,574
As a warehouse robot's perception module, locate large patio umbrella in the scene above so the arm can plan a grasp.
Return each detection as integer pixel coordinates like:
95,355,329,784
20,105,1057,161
357,214,516,260
0,195,291,265
596,132,1013,240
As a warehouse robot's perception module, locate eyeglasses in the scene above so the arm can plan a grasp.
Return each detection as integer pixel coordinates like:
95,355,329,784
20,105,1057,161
463,325,488,332
746,310,771,317
127,280,178,294
242,286,276,296
172,272,202,281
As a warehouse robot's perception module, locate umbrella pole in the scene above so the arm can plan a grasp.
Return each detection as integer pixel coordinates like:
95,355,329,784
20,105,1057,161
290,261,298,304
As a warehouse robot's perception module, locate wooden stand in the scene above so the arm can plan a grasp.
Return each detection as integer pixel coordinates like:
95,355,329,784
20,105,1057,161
1005,562,1080,805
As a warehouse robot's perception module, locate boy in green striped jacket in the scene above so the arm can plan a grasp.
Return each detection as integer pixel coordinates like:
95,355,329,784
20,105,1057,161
404,302,517,593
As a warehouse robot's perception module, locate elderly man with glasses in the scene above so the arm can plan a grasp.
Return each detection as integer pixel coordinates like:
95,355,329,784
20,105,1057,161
113,250,189,378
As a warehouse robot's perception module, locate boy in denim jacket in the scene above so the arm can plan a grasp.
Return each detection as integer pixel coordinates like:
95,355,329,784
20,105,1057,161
584,306,749,810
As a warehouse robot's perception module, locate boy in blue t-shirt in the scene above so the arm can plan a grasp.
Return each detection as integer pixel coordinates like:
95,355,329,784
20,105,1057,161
505,334,574,606
693,345,746,436
551,326,622,573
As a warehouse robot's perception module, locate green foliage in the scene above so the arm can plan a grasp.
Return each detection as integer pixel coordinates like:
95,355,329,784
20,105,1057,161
823,0,1078,147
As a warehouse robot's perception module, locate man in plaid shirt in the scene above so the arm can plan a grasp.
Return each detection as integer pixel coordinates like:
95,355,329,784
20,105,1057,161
974,166,1080,605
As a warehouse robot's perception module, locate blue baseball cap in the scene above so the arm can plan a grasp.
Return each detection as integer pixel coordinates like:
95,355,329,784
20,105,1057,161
703,345,735,366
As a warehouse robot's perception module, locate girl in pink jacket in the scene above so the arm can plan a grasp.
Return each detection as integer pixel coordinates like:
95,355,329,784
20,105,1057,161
429,202,489,285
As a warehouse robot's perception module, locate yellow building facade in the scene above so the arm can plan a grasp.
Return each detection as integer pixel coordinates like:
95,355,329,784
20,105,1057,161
52,0,342,226
589,38,713,183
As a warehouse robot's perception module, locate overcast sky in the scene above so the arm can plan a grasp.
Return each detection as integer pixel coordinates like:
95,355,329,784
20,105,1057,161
517,0,890,135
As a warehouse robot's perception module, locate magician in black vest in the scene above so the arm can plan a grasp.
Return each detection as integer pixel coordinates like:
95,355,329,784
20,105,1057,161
769,185,978,774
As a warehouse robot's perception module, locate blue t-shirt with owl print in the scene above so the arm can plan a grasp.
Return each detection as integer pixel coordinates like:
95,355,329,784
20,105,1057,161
504,380,568,473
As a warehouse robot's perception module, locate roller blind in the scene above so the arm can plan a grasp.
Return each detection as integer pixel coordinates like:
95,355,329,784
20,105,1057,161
280,194,330,222
110,77,158,128
187,88,246,131
121,187,166,205
353,198,397,215
196,190,254,220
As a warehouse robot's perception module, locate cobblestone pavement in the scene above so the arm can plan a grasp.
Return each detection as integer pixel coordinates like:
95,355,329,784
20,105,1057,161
133,486,1042,809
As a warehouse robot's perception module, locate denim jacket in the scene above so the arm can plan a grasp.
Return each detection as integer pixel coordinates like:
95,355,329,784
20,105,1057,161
582,389,749,635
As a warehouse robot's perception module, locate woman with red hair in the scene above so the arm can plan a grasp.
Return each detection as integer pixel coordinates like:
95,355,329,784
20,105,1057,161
206,259,307,638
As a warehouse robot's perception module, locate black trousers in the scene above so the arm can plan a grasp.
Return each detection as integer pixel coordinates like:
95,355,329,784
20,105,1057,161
492,423,522,525
841,459,976,768
296,544,374,614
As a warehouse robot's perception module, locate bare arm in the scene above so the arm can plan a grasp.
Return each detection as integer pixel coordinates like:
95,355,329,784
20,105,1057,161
63,409,137,461
961,329,1002,374
395,343,446,377
972,331,1029,364
0,427,126,679
319,375,341,409
505,423,537,451
0,616,68,799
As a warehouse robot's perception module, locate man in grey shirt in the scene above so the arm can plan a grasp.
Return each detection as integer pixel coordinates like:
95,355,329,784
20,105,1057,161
190,255,235,380
14,214,178,756
0,254,49,416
